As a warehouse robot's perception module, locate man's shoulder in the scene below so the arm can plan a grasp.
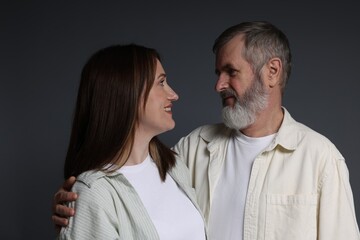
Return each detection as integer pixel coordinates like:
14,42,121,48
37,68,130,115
284,114,344,160
290,119,335,146
301,123,342,154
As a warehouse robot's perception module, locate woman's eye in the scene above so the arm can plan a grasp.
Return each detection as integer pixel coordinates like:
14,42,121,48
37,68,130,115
160,79,165,86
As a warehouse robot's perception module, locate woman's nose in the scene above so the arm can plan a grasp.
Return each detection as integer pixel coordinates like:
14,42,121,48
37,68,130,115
167,87,179,101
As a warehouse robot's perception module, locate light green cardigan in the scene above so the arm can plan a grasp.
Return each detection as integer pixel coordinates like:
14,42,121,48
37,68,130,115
58,158,207,240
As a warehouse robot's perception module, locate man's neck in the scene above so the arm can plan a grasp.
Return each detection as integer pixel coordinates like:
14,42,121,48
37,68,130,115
241,106,284,138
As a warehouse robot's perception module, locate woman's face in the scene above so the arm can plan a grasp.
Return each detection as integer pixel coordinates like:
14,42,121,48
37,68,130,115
138,60,179,138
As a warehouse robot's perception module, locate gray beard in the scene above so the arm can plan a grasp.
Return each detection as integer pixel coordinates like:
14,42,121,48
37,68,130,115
221,76,269,130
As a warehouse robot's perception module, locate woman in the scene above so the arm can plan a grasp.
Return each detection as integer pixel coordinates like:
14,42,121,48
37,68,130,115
58,44,206,239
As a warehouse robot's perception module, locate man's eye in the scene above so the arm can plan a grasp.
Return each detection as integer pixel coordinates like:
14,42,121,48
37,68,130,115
228,69,237,76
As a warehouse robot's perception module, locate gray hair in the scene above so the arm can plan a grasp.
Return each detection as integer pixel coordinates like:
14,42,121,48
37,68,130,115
213,21,292,93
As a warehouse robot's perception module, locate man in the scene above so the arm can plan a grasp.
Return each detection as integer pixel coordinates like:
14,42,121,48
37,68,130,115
53,21,360,239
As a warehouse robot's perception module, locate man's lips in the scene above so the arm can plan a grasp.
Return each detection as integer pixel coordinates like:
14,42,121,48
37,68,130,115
223,96,236,106
220,90,237,106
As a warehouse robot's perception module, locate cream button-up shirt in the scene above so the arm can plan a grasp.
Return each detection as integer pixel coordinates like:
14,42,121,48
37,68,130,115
174,108,360,240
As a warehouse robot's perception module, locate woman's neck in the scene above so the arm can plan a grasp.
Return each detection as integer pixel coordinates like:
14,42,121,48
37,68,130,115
124,130,152,166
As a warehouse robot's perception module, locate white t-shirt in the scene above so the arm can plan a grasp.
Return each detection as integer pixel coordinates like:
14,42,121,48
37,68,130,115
118,155,206,240
209,131,275,240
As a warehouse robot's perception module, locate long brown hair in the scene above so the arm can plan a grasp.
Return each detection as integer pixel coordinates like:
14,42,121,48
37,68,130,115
64,44,176,181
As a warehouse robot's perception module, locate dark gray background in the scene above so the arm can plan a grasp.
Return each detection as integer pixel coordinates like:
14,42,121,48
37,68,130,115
1,1,359,239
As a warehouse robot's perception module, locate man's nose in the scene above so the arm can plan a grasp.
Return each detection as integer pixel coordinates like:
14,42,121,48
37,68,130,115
215,74,229,92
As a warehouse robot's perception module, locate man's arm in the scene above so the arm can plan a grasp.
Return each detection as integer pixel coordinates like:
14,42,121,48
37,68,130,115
52,176,77,232
318,157,360,239
58,178,121,239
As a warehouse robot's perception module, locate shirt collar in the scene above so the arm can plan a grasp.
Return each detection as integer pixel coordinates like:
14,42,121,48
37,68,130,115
198,107,302,153
267,107,301,151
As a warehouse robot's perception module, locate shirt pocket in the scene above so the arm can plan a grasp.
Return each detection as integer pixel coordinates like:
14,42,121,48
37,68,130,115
265,194,318,240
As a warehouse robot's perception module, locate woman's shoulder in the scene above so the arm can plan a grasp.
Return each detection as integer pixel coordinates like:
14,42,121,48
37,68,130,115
76,170,107,187
72,170,122,200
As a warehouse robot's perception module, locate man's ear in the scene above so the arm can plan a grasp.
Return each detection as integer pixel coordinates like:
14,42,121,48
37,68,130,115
265,57,282,88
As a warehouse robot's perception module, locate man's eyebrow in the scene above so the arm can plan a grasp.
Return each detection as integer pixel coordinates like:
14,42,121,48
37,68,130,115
215,64,236,73
223,64,236,69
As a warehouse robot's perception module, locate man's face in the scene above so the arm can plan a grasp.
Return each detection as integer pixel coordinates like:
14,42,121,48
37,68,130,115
214,35,268,130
